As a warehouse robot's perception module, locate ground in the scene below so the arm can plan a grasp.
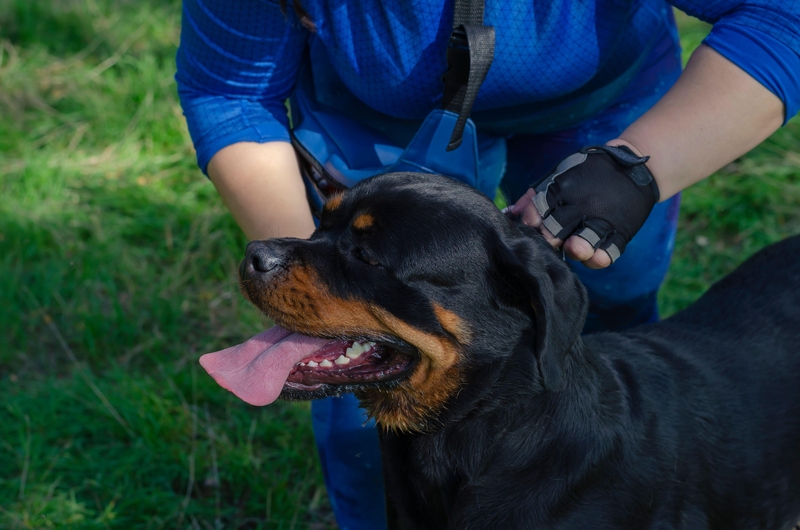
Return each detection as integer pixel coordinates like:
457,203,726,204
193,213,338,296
1,2,799,528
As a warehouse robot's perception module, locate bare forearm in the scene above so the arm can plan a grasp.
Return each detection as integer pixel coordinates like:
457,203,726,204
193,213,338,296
207,141,315,240
610,45,785,201
513,45,786,269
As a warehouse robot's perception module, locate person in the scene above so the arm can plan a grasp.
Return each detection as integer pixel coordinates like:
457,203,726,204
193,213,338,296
175,1,799,527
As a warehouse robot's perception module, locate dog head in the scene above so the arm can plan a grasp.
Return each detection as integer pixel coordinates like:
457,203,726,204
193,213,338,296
201,173,587,432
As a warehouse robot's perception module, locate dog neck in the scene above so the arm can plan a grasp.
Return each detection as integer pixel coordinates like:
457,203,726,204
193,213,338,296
395,335,633,518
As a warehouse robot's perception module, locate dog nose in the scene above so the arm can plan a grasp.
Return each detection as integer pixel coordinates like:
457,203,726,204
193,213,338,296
242,240,284,279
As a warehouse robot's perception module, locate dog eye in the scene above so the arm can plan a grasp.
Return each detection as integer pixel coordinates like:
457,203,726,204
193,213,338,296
353,247,380,266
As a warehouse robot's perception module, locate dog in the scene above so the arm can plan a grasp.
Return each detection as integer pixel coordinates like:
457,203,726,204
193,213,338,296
200,172,800,529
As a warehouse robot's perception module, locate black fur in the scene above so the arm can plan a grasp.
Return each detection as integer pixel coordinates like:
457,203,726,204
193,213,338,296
252,172,800,529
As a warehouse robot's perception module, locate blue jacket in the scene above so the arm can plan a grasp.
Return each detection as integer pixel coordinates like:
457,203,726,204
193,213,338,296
176,0,800,173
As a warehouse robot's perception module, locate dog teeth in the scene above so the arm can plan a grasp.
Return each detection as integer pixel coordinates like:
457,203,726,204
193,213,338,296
307,360,319,368
335,355,350,366
346,341,378,359
346,342,365,358
320,359,333,368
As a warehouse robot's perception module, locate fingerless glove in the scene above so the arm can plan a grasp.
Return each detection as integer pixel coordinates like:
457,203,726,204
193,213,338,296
532,145,659,263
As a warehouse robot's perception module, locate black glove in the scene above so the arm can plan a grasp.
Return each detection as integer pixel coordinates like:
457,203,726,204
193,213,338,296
532,145,660,263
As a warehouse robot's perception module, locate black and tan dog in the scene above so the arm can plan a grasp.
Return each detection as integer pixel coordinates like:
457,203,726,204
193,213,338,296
201,172,800,529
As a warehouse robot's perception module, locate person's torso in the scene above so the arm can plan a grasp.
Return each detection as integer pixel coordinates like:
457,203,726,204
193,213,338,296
300,0,677,120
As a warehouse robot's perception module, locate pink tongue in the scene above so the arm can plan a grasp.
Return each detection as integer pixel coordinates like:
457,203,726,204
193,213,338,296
199,326,330,406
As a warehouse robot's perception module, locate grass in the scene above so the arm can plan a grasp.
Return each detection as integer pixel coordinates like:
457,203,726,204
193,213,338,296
1,3,799,528
0,0,332,527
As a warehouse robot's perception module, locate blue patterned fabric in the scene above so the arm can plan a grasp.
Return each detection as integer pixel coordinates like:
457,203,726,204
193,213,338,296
176,0,800,174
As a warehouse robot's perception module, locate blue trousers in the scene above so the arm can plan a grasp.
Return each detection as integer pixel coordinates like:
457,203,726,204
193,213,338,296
311,25,683,530
311,394,386,528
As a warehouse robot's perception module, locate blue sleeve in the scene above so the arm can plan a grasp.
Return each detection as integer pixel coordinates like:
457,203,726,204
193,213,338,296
175,0,309,173
667,0,800,124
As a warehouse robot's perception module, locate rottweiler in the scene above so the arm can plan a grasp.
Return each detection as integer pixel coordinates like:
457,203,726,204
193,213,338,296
200,172,800,529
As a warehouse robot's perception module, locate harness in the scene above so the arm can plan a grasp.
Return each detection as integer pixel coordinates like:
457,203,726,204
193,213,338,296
291,0,496,216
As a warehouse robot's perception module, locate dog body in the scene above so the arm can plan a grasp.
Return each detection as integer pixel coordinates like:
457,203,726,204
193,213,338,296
382,238,800,528
206,173,800,529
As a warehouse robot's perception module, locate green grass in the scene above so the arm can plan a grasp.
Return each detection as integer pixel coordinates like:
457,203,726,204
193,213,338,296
0,0,332,527
1,3,799,528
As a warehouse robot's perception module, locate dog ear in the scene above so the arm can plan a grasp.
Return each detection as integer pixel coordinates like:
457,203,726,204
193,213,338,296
493,233,588,391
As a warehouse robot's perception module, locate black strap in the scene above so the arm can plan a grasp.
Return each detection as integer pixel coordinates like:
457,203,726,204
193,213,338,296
441,0,495,151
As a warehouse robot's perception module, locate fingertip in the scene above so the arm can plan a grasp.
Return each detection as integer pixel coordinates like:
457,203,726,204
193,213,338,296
587,249,613,269
541,227,562,248
511,188,536,214
564,236,595,261
526,211,543,229
518,203,543,229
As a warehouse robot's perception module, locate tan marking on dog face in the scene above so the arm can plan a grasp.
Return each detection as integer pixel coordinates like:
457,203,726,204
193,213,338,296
433,304,472,345
245,264,464,432
359,309,464,432
352,213,375,230
324,194,343,211
248,264,380,336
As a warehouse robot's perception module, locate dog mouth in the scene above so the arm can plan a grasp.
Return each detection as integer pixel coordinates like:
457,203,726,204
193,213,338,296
199,326,417,406
285,338,416,390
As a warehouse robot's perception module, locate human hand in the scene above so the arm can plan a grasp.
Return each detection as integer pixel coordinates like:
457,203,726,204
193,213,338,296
508,145,659,269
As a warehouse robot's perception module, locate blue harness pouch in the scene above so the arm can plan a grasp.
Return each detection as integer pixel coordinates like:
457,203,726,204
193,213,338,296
291,1,498,215
291,91,502,215
387,109,479,189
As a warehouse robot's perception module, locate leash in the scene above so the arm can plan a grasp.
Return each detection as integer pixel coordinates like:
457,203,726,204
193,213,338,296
441,0,495,150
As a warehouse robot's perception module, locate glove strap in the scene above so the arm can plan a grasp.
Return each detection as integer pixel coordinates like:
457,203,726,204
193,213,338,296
580,145,660,202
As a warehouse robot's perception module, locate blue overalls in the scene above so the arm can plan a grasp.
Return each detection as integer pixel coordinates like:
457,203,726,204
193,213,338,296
290,10,683,529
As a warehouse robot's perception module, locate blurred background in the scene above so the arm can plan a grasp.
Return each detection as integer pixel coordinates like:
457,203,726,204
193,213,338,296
1,1,798,528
